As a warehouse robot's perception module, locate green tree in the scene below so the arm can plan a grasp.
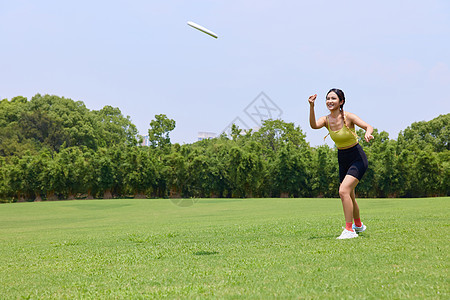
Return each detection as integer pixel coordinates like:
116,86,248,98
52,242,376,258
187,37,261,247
28,94,99,150
271,143,310,197
374,140,400,197
89,148,116,199
3,151,49,201
356,129,389,197
252,119,309,155
0,96,37,157
358,130,400,197
438,151,450,196
108,146,128,198
123,147,159,198
310,145,339,198
0,94,141,158
148,114,176,149
94,105,139,147
4,156,30,201
203,139,233,197
186,153,213,197
410,148,442,197
42,147,91,200
163,144,188,198
226,145,264,197
398,114,449,152
19,109,69,152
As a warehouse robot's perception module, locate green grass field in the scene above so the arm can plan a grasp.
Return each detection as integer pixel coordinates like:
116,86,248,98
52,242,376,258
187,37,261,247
0,197,448,299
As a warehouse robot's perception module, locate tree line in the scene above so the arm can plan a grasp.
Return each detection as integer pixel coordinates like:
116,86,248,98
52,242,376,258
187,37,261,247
0,94,448,202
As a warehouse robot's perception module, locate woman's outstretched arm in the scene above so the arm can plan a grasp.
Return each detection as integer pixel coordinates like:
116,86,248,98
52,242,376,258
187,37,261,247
347,112,374,142
308,94,326,129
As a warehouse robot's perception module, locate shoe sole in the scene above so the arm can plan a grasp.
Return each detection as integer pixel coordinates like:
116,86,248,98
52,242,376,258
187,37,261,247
353,225,367,233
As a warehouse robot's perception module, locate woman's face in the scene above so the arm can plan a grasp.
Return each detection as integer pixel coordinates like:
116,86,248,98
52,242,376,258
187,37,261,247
326,92,343,111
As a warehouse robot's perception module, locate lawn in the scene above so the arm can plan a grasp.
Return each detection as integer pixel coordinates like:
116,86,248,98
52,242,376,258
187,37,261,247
0,197,448,299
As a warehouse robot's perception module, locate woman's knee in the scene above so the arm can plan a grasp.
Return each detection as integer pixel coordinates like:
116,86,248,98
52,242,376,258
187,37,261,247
339,186,350,198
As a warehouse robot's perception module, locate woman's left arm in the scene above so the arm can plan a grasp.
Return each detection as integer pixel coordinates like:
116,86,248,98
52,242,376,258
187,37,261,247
347,112,374,142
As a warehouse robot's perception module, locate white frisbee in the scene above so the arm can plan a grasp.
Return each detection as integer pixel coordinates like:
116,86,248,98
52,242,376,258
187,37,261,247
187,21,218,39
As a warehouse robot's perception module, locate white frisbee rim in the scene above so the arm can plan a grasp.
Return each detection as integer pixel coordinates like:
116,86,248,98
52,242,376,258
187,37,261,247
187,21,218,39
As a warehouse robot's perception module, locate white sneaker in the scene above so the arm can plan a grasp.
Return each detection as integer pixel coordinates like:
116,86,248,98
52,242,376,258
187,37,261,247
336,228,358,239
352,223,367,233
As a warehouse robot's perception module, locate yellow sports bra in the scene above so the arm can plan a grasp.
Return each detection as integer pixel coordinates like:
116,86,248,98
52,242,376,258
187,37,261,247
325,115,358,149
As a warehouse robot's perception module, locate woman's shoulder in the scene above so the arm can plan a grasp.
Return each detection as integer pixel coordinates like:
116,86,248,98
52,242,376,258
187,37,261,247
344,111,356,120
343,112,359,128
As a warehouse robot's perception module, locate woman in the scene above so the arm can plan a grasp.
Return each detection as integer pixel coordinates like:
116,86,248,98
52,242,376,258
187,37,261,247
308,88,374,239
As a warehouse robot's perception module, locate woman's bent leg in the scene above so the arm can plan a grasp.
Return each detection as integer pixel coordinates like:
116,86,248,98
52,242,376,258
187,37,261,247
350,189,360,220
339,175,360,225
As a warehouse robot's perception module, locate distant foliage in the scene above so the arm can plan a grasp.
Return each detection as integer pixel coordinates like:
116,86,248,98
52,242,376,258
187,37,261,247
0,94,139,156
0,95,448,201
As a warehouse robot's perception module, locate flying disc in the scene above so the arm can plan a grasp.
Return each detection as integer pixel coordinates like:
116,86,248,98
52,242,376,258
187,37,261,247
187,21,218,39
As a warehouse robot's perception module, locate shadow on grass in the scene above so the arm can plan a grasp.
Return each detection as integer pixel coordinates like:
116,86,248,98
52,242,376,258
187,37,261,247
308,234,337,240
193,250,219,256
308,233,370,240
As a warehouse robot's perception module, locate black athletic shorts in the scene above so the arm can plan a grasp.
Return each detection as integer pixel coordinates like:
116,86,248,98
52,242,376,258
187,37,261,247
337,143,368,183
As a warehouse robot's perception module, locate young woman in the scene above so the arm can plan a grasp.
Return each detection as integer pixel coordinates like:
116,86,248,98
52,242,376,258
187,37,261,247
308,88,374,239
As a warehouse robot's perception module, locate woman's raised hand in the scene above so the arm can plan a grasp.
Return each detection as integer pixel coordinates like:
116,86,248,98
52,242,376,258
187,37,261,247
308,94,317,106
365,133,374,143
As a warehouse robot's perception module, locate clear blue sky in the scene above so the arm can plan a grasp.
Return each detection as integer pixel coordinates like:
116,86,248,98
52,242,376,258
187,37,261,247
1,0,449,147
